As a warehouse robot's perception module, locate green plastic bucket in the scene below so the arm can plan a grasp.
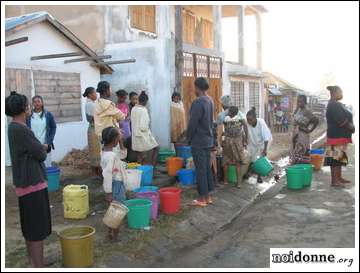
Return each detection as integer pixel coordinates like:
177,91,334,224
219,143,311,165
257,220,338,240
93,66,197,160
158,149,176,163
228,165,237,184
252,156,273,176
292,164,313,187
124,199,152,229
286,166,305,190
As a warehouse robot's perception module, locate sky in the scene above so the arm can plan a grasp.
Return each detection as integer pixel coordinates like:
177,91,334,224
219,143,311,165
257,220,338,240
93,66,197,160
222,2,359,106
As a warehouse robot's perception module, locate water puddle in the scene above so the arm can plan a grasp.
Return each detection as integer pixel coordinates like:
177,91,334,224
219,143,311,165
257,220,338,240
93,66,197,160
274,194,286,199
310,208,332,216
274,156,290,168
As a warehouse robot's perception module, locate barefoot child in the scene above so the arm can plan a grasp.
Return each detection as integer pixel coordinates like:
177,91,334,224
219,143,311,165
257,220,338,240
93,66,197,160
223,106,250,188
101,127,128,241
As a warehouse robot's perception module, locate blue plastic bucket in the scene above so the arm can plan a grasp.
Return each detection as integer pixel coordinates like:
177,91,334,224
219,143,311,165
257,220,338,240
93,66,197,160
175,146,192,162
46,167,60,192
310,149,325,155
177,169,195,185
133,186,159,193
136,165,154,186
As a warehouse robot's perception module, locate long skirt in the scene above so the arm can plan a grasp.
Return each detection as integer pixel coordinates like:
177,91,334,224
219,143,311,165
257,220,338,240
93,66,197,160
19,188,52,241
223,136,250,165
290,130,311,164
88,125,101,167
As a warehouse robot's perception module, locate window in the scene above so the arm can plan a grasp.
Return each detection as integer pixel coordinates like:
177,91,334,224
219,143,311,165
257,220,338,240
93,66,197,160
183,10,195,44
209,57,221,78
196,54,208,78
129,5,156,33
249,81,260,112
183,52,194,77
33,70,82,123
201,19,213,49
231,81,245,109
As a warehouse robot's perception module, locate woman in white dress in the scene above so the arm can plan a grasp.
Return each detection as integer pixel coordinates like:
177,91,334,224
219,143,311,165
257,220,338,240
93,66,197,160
131,91,159,168
246,107,273,183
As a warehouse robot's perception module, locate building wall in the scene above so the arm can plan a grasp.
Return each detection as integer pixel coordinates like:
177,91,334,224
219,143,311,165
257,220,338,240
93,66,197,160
104,5,173,44
5,21,101,163
102,6,175,148
5,5,105,51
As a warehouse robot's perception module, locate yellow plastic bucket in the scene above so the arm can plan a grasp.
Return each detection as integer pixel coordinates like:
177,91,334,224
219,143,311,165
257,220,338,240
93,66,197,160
58,226,95,268
63,185,89,219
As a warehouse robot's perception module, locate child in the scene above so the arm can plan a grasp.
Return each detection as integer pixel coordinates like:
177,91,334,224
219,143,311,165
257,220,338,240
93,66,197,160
101,127,128,241
282,114,289,132
128,91,139,114
222,106,250,188
116,89,131,150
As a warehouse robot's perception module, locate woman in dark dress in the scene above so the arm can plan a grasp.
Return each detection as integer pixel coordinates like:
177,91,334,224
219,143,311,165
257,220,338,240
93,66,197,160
324,86,355,187
6,92,52,267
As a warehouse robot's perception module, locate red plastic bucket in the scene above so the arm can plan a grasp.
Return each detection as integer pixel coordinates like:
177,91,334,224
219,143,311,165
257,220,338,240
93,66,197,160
159,187,182,215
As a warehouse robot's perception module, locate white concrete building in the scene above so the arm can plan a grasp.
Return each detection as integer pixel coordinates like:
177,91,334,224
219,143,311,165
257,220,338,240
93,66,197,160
5,12,113,165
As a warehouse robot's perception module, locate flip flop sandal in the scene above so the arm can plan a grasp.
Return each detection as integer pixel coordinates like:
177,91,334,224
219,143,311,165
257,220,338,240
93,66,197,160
191,200,207,207
207,198,214,205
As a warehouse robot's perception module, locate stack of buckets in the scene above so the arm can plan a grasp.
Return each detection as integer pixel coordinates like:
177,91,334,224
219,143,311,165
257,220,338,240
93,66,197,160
175,145,192,166
310,149,325,170
125,186,182,229
286,164,314,190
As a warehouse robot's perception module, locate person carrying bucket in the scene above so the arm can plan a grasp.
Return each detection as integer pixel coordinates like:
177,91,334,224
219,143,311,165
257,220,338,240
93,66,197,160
245,107,273,183
222,106,250,188
100,127,128,241
187,77,215,207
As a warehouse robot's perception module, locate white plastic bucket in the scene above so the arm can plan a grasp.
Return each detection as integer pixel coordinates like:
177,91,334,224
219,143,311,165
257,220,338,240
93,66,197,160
102,201,129,229
124,169,143,191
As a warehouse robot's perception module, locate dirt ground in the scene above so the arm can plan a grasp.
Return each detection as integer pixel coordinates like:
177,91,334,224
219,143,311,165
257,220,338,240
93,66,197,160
4,122,327,268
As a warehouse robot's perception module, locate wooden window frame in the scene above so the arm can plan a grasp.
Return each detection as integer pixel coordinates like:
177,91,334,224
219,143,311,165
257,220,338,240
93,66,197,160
182,10,195,44
201,18,214,49
129,5,156,34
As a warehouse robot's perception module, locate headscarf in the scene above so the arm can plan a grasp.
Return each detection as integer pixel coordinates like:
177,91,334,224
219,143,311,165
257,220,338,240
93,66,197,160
220,95,233,108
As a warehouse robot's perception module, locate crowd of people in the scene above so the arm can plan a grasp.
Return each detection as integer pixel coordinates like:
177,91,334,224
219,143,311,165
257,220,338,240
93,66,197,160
5,76,355,266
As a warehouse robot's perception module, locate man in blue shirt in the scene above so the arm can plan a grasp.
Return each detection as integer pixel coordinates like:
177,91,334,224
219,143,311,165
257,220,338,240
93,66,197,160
187,77,215,207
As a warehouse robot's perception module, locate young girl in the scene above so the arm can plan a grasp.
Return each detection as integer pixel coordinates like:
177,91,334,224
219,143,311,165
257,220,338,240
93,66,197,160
131,91,159,168
100,127,128,241
222,106,250,188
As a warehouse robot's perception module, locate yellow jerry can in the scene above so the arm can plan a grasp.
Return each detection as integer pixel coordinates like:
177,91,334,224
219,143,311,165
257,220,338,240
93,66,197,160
63,185,89,219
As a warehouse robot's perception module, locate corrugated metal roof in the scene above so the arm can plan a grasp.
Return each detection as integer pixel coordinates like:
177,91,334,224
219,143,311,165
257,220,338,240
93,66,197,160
5,11,49,31
268,88,282,96
5,11,113,74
